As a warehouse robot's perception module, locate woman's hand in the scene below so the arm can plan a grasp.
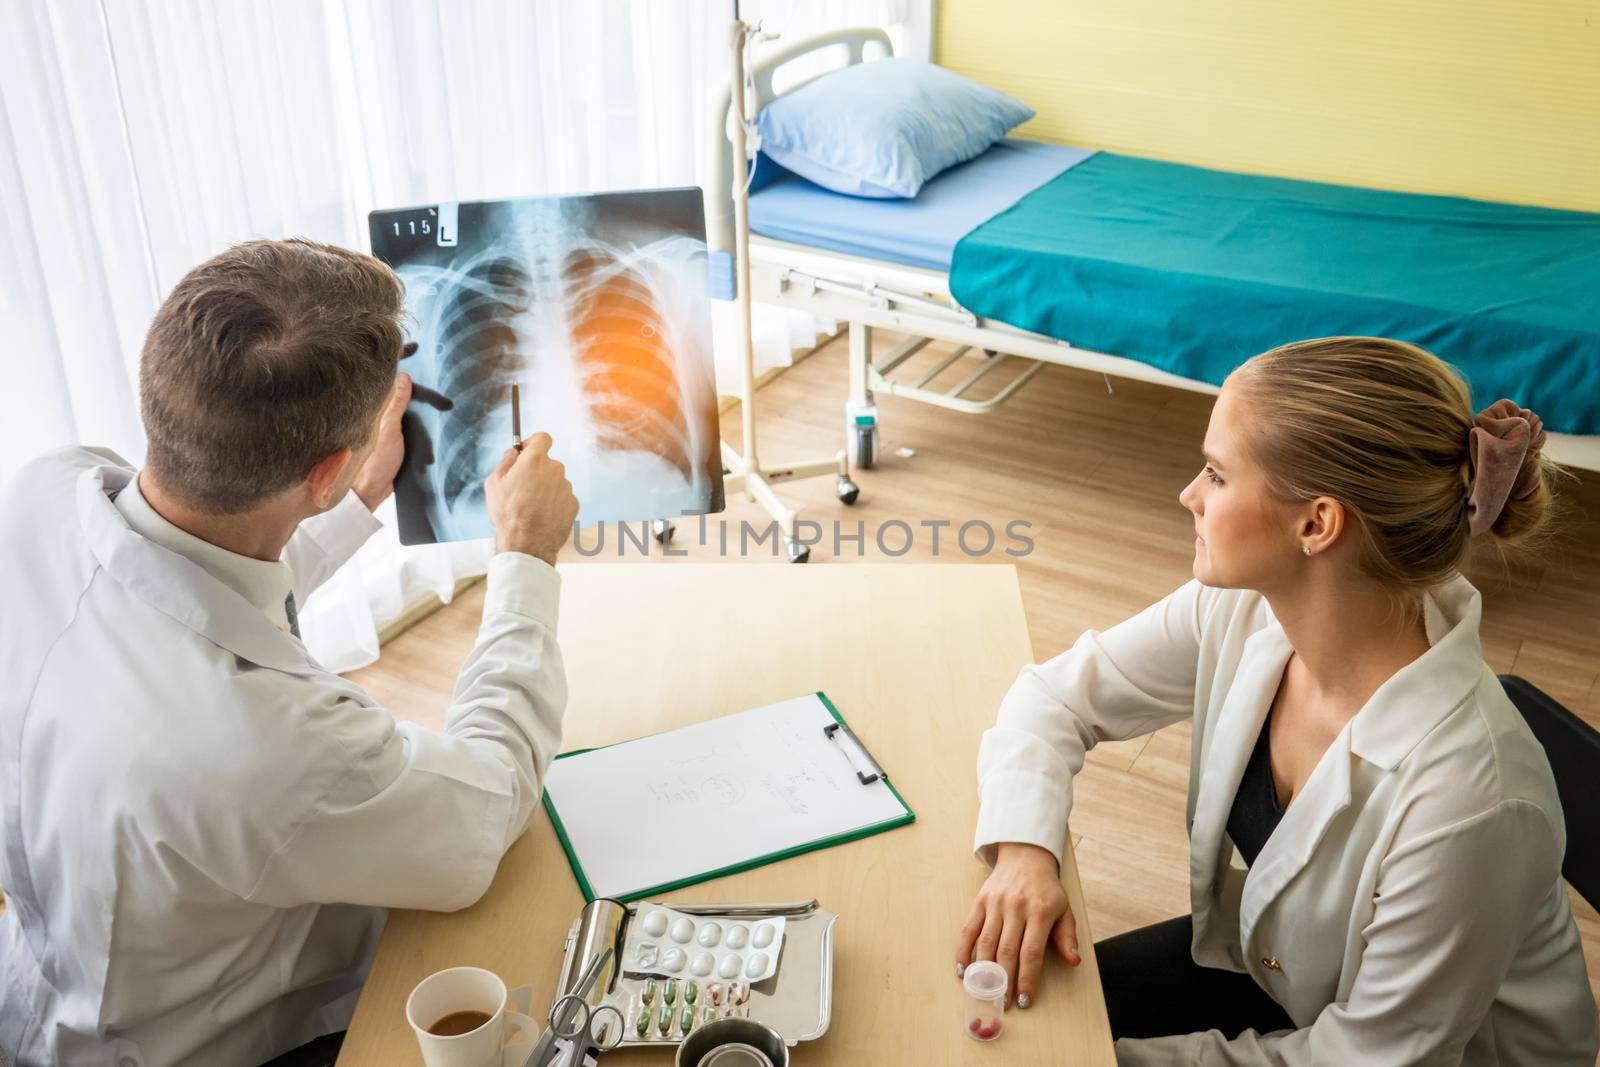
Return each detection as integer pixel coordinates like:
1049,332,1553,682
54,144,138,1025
956,842,1081,1008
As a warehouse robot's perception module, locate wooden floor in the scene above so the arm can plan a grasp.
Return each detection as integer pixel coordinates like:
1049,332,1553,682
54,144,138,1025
352,329,1600,1017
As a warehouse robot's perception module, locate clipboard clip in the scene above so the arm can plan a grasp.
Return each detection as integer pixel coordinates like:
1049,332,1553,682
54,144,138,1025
823,721,887,786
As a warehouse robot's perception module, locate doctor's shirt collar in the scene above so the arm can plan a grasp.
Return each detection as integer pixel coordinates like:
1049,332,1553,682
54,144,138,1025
76,463,310,674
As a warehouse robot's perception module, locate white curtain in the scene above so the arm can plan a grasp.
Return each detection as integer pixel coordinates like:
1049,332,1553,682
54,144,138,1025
0,0,931,671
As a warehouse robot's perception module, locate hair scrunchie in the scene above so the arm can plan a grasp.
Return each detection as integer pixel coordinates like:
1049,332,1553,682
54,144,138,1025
1465,399,1547,536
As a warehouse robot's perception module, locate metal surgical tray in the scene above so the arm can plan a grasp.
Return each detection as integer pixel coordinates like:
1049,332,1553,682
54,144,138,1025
554,898,837,1048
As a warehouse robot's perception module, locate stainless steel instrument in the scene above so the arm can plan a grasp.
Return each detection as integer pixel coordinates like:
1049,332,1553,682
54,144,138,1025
523,948,623,1067
677,1018,791,1067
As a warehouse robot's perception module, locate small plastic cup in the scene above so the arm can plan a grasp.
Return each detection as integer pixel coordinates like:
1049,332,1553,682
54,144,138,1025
963,960,1007,1042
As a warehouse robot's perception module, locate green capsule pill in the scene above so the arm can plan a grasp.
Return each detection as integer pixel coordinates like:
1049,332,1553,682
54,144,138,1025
657,1000,673,1037
642,978,657,1006
634,1005,650,1038
680,1003,694,1032
663,978,677,1006
685,980,699,1006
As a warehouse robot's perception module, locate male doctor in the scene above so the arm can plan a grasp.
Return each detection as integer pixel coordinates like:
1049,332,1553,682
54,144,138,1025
0,239,580,1067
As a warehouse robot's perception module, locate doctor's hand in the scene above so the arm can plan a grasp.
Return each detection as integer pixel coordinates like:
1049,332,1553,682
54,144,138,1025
353,343,421,510
484,433,579,566
956,842,1080,1008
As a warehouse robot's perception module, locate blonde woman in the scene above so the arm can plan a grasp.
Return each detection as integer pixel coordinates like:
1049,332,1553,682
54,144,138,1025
956,338,1599,1065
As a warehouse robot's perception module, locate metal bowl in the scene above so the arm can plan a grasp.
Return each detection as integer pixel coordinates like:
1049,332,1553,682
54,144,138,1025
675,1018,790,1067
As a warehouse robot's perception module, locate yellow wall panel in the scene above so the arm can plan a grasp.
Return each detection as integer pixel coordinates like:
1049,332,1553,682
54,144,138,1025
936,1,1600,211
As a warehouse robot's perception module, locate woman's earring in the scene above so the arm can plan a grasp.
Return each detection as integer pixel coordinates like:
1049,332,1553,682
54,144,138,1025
1302,545,1312,556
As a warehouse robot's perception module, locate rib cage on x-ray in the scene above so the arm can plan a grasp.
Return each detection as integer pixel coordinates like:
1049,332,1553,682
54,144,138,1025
565,248,698,480
433,255,533,513
397,196,720,540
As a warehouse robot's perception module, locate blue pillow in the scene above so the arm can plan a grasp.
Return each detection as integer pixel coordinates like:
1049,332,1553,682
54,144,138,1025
754,58,1034,199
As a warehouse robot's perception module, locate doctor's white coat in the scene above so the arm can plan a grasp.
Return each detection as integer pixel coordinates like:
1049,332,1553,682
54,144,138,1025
0,448,567,1066
975,576,1599,1066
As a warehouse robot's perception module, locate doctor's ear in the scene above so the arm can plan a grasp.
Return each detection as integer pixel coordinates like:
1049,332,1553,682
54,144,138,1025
1297,496,1346,556
305,448,355,511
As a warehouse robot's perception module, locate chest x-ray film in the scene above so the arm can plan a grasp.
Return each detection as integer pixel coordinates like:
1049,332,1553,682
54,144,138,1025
368,189,725,545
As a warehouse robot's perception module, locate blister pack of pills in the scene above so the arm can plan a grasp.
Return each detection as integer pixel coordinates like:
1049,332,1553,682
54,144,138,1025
624,904,787,984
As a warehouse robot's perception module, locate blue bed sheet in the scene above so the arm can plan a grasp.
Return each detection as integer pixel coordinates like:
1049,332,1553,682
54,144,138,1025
950,153,1600,435
747,139,1094,271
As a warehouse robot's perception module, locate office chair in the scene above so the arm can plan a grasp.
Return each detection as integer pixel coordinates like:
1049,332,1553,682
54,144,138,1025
1499,674,1600,908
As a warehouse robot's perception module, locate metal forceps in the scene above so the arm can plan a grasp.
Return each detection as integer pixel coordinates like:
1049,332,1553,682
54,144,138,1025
522,948,624,1067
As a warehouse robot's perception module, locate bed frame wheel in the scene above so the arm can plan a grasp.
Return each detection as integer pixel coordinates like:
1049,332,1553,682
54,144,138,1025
787,539,811,564
652,519,675,545
852,425,878,470
836,476,860,506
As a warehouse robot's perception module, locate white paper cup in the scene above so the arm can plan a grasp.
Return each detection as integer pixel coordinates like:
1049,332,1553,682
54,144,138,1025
405,966,537,1067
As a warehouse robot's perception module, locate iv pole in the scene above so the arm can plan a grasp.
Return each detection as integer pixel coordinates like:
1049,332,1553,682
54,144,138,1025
717,16,859,563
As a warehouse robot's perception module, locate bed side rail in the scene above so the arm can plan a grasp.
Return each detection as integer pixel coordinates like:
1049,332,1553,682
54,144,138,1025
703,26,894,261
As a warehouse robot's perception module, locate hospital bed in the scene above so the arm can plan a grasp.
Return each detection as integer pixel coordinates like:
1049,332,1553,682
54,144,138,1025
703,28,1600,474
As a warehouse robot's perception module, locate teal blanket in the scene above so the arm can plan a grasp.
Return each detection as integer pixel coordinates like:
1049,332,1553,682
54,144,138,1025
949,152,1600,434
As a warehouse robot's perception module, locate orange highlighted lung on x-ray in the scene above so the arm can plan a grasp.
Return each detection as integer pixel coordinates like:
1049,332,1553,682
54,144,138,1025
369,189,725,545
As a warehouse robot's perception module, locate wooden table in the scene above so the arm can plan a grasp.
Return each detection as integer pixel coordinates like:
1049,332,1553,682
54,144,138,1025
336,563,1114,1065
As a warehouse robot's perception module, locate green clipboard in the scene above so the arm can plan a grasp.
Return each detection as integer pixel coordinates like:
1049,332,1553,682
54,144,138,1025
541,692,916,902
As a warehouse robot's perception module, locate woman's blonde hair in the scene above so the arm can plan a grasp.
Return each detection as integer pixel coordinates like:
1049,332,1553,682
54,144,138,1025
1228,337,1562,599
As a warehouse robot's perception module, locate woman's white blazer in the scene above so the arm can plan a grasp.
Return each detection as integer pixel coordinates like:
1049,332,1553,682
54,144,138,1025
974,576,1598,1065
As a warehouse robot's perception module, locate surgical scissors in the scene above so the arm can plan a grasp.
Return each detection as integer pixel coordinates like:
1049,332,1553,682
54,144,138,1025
522,948,624,1067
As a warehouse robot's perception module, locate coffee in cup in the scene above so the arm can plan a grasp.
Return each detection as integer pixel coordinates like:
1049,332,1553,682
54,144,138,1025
427,1009,493,1037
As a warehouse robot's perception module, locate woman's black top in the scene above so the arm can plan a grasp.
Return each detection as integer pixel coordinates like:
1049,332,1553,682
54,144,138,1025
1226,712,1286,867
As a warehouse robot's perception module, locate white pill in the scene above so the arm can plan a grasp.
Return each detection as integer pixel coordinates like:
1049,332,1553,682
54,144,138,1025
724,926,749,950
642,911,669,937
690,952,715,977
717,954,743,979
662,948,688,973
745,952,770,979
695,923,723,948
670,918,695,944
752,923,776,949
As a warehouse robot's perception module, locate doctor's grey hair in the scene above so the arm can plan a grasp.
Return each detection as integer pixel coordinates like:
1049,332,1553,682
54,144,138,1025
140,238,404,514
1228,336,1564,599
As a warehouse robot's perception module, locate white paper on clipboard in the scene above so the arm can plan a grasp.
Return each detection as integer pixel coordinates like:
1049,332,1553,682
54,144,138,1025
543,693,910,901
